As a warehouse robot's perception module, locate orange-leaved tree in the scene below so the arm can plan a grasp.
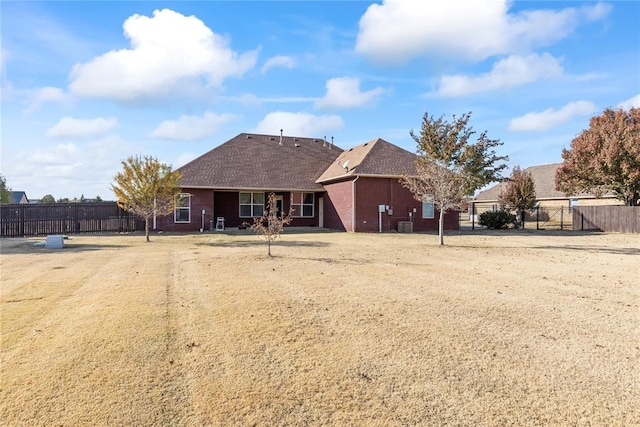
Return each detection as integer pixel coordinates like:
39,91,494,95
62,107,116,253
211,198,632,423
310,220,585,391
556,107,640,206
112,155,182,242
498,165,537,227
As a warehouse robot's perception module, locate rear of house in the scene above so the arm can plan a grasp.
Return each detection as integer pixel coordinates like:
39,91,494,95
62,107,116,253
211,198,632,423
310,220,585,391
156,133,459,233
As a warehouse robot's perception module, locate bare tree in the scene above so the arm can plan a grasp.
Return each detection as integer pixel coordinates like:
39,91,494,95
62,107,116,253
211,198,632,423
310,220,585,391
402,112,508,245
498,165,537,227
248,192,293,256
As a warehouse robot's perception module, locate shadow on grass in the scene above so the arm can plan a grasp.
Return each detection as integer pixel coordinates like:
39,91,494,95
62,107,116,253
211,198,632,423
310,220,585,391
196,240,331,249
530,245,640,256
0,240,130,255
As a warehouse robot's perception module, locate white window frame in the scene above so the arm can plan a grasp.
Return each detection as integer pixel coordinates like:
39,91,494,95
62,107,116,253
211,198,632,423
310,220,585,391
290,192,314,218
174,193,191,223
239,192,265,218
422,195,434,219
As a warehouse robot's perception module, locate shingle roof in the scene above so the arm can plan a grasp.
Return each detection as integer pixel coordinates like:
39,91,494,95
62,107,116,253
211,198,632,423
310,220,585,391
317,138,417,183
474,163,608,201
177,133,343,191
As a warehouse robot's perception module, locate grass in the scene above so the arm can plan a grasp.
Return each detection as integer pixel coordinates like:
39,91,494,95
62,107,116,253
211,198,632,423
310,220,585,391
1,230,638,425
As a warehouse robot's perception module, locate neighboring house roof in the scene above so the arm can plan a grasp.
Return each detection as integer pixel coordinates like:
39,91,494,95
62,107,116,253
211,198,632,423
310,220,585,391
10,191,28,204
474,163,616,202
177,133,344,191
317,138,417,183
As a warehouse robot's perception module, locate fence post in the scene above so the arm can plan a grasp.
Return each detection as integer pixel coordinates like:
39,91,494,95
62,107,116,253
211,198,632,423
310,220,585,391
560,207,563,231
536,208,539,230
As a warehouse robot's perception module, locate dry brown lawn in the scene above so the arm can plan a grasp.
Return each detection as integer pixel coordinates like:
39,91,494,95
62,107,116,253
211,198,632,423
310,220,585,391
1,230,638,426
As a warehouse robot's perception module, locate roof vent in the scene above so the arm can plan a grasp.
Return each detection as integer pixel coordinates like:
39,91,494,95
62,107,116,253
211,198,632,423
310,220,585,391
323,136,327,147
330,136,334,149
279,129,283,145
269,137,274,140
295,143,301,147
363,143,368,146
246,135,252,139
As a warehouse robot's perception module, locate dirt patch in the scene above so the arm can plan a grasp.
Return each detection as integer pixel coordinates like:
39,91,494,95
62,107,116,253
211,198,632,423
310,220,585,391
1,230,638,425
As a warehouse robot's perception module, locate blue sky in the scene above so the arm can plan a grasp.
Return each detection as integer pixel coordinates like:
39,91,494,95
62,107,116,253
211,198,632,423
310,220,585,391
1,0,639,200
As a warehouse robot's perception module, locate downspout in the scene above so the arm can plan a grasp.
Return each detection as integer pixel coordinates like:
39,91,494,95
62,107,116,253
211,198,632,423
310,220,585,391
351,175,359,232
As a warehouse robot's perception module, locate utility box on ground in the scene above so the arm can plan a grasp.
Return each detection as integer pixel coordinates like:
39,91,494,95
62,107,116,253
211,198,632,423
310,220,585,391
45,235,64,249
398,221,413,233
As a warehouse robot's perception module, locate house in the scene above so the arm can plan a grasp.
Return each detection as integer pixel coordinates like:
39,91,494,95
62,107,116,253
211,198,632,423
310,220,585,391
156,133,459,233
10,191,29,204
471,163,623,217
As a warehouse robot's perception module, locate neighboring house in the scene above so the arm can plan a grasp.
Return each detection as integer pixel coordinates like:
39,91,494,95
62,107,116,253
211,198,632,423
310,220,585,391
10,191,29,204
472,163,623,217
156,133,459,233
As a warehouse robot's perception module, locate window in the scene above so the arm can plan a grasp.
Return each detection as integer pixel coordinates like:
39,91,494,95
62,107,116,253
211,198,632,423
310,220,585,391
239,192,264,217
422,195,434,219
291,192,314,217
174,193,191,223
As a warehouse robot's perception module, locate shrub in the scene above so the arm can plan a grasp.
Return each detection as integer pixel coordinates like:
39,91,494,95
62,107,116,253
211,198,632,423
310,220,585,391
479,210,518,229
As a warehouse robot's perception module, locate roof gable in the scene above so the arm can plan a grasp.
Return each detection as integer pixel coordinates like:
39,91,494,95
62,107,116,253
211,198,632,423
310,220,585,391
317,138,417,183
10,191,28,204
177,133,343,191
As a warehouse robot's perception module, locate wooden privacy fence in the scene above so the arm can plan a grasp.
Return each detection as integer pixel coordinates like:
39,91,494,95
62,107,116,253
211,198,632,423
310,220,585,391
573,206,639,233
0,203,145,237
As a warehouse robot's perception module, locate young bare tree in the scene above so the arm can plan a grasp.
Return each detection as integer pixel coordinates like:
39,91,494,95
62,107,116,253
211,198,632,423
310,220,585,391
112,155,182,242
498,165,537,228
402,112,508,245
249,192,292,256
556,107,640,206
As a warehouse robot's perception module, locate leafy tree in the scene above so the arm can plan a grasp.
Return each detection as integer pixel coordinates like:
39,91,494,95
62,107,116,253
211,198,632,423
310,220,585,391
57,197,70,203
94,195,103,203
401,112,508,245
556,107,640,206
478,210,517,229
112,155,182,242
248,192,292,256
40,194,56,203
0,174,11,204
498,165,537,227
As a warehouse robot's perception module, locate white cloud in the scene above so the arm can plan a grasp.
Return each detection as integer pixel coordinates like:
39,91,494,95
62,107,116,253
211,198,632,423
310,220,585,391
23,86,73,114
253,111,344,136
508,100,597,132
46,116,118,138
315,77,386,109
436,53,563,97
618,93,640,109
355,0,610,64
151,111,237,141
261,55,296,74
68,9,258,100
4,135,135,199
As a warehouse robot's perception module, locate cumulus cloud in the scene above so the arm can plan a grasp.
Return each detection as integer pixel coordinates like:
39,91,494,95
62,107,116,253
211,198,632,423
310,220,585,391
355,0,610,64
261,55,296,74
24,86,73,114
46,116,118,138
315,77,386,109
68,9,258,100
508,100,597,132
618,93,640,109
151,111,237,141
435,53,563,97
253,111,344,136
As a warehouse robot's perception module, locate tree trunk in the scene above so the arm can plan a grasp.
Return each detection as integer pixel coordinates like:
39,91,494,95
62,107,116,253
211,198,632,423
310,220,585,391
438,208,445,246
520,210,525,229
145,218,150,242
267,239,271,256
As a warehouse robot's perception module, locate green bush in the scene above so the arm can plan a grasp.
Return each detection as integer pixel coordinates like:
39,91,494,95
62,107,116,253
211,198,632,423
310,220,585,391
478,210,518,229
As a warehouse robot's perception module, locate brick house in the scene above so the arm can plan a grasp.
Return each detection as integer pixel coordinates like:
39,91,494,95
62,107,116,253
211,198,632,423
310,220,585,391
156,133,459,233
